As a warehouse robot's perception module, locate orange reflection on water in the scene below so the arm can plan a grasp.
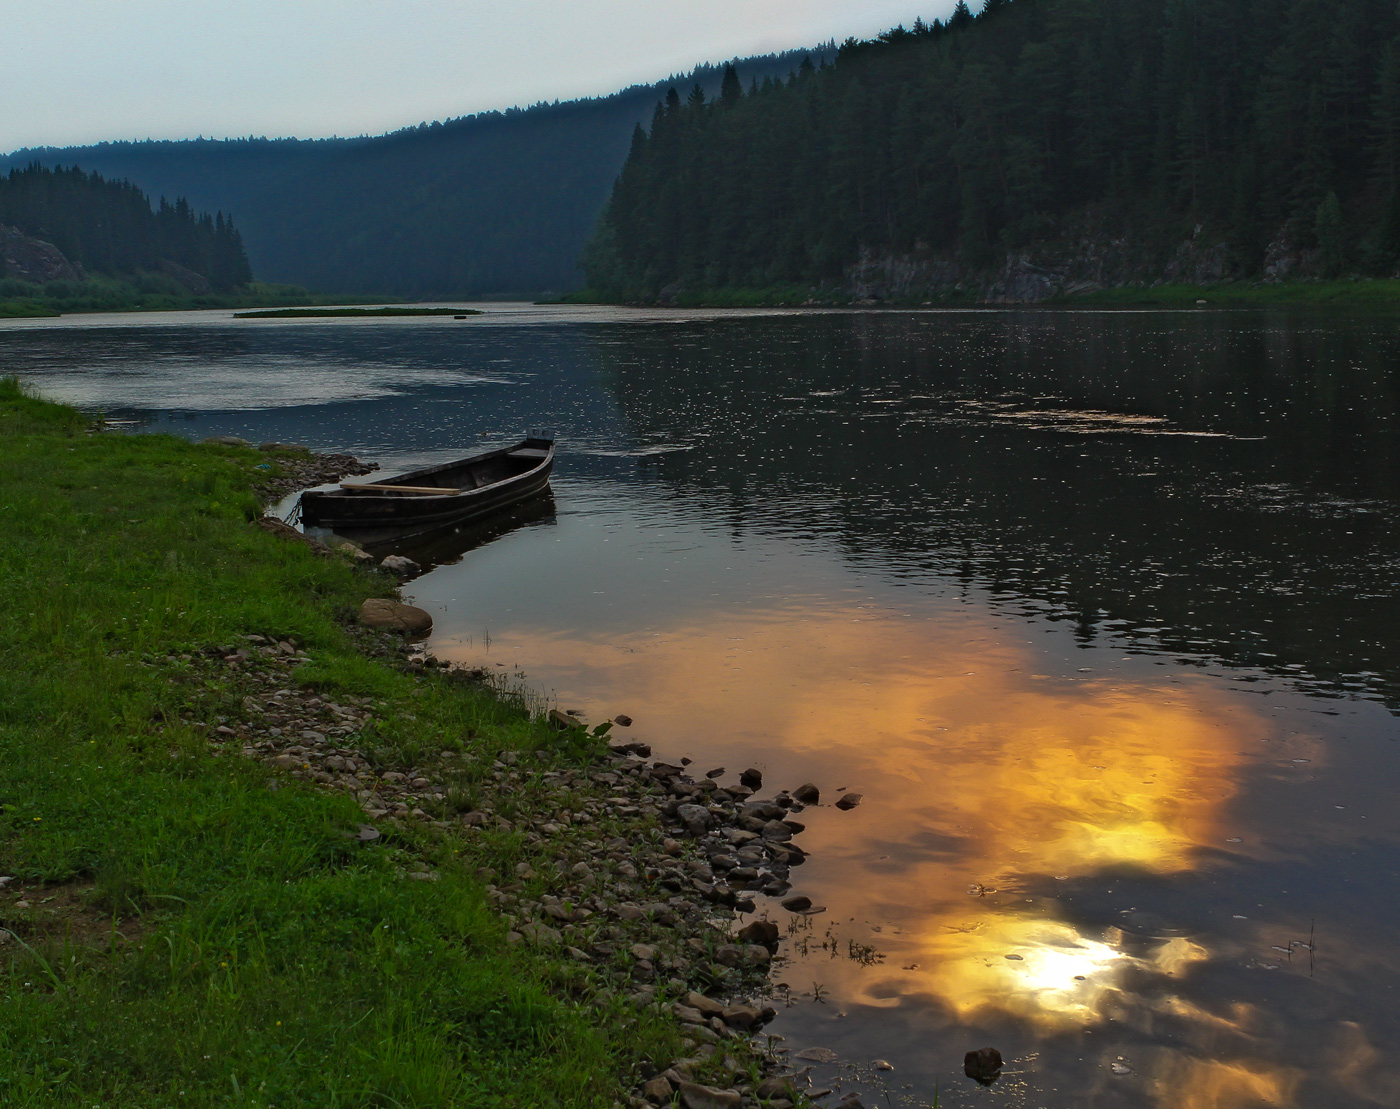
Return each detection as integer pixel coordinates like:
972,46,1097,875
435,600,1283,1101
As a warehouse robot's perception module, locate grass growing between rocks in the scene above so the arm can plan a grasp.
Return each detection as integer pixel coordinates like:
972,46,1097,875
0,378,687,1108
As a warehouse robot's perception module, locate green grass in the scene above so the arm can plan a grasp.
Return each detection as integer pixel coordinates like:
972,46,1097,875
0,279,401,318
234,308,482,319
0,378,682,1107
1061,277,1400,308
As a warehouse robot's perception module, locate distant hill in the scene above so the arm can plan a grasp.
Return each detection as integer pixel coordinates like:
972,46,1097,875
0,50,829,299
585,0,1400,302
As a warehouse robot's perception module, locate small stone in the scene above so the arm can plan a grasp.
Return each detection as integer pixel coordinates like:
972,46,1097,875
964,1046,1003,1085
739,768,762,790
549,708,582,730
630,943,658,961
794,1047,839,1063
760,820,792,842
379,554,420,578
741,944,771,966
835,792,863,811
736,920,779,949
720,1003,763,1030
677,803,713,835
642,1075,674,1104
792,783,820,804
676,1081,741,1109
200,435,249,447
780,895,812,912
356,824,380,842
685,991,726,1018
268,754,303,770
835,1096,866,1109
672,1003,706,1025
872,1059,894,1071
755,1077,797,1101
614,714,633,727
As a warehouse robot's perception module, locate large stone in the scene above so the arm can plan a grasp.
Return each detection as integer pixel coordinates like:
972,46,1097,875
720,1002,763,1030
677,1082,741,1109
835,792,863,811
358,598,433,636
676,803,713,835
791,782,820,804
254,515,331,555
642,1075,674,1104
739,767,763,790
201,435,250,447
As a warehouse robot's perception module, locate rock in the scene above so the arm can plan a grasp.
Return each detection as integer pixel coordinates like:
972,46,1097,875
676,803,713,835
835,1095,866,1109
268,754,303,770
200,435,250,447
614,714,633,727
549,708,583,730
872,1059,894,1071
705,767,725,779
672,1004,706,1025
780,895,812,913
835,792,863,811
336,542,374,563
379,554,420,578
964,1046,1003,1085
685,991,726,1018
356,824,380,842
792,783,820,804
760,820,792,842
519,922,562,946
358,598,432,636
677,1081,741,1109
736,920,780,950
713,944,742,967
739,768,763,790
720,1003,763,1030
755,1078,798,1101
630,943,658,961
642,1075,674,1104
794,1047,840,1063
0,224,84,282
741,944,771,966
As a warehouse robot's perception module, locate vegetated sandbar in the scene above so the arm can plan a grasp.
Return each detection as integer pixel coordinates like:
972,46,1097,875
234,306,483,318
0,377,800,1107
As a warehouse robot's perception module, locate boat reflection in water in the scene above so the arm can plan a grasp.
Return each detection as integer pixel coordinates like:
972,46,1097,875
306,491,557,570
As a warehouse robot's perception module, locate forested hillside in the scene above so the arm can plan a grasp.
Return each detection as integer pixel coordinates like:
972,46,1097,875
0,164,251,290
1,52,826,298
586,0,1400,300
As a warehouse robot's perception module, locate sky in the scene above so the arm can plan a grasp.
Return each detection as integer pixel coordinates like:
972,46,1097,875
2,1,955,153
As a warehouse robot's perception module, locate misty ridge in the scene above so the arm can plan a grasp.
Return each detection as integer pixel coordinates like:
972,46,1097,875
0,49,832,300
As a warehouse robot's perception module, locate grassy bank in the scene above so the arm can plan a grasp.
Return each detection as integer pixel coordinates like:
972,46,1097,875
562,277,1400,310
0,278,399,319
0,380,691,1107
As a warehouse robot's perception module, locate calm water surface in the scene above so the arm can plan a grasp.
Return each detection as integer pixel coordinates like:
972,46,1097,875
7,304,1400,1108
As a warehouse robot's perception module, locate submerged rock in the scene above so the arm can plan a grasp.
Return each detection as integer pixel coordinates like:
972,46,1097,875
964,1046,1003,1085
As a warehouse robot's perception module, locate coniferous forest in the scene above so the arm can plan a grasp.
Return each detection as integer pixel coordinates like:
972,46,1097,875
0,164,252,290
586,0,1400,299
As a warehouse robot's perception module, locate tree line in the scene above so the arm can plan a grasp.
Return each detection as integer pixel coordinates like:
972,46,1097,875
0,164,252,290
1,51,829,298
586,0,1400,295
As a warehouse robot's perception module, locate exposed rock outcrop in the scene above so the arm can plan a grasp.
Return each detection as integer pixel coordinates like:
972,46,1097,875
0,225,83,283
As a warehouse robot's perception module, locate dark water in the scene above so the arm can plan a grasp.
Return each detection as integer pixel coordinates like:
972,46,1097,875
7,305,1400,1109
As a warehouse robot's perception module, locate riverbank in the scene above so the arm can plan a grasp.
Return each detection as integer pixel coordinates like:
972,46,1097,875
0,379,822,1109
0,279,398,319
559,277,1400,310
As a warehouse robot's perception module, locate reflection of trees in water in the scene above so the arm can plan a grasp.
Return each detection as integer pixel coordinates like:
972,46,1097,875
589,312,1400,708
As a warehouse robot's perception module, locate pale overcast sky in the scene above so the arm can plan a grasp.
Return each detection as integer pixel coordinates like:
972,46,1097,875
3,1,954,152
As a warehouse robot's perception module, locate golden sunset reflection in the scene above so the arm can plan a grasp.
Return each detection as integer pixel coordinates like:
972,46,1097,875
434,599,1284,1102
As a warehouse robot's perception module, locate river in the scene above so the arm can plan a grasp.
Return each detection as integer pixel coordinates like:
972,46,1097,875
6,303,1400,1109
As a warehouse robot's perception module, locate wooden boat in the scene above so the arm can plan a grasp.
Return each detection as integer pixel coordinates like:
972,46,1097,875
298,433,555,537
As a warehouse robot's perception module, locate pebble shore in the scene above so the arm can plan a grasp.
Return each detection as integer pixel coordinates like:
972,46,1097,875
235,450,867,1109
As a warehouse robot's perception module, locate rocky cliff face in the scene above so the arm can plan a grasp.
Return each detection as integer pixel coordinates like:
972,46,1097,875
843,209,1296,303
0,225,84,283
